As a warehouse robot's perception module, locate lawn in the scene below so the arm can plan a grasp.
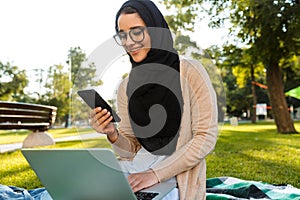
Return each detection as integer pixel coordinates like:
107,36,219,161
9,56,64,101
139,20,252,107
206,121,300,188
0,121,299,190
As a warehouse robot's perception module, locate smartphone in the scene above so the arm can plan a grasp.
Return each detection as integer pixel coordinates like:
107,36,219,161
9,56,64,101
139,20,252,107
77,89,121,122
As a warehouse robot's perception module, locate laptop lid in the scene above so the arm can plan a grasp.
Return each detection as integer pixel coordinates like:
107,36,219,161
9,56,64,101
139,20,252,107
21,148,175,200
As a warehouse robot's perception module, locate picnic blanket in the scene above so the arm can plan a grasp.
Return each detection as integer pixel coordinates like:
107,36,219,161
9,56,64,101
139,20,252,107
206,177,300,200
0,185,51,200
1,177,300,199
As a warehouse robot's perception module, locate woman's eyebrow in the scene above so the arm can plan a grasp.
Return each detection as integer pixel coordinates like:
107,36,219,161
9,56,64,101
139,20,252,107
129,25,144,29
118,26,145,32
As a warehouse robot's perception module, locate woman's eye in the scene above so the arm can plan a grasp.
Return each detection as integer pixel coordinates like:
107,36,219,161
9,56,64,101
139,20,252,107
132,29,143,36
118,33,127,40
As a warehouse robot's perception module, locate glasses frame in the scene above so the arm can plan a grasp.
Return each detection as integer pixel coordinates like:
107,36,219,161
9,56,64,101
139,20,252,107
113,27,146,46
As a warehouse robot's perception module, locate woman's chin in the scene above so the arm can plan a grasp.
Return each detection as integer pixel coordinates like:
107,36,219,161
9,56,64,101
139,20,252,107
130,54,146,63
128,48,150,63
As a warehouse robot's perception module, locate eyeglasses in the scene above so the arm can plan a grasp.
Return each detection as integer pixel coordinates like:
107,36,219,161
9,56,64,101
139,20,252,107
113,27,146,46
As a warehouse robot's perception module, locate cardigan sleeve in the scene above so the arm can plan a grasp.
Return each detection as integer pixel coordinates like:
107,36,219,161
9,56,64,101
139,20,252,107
151,60,219,182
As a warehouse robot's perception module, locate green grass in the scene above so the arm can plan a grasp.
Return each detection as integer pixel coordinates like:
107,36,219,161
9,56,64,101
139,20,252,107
207,121,300,188
0,121,299,190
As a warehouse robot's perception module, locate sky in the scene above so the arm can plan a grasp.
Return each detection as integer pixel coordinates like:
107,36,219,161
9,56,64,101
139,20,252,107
0,0,229,99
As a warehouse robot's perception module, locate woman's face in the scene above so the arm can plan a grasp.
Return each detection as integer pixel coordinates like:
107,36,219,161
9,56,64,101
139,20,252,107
117,13,151,63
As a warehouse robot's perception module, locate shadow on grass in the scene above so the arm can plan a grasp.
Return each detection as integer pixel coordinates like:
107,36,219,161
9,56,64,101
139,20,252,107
0,151,43,189
208,151,300,186
207,130,300,188
1,165,32,180
239,152,300,186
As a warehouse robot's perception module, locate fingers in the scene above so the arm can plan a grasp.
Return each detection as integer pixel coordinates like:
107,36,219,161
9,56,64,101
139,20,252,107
127,171,159,193
92,107,111,123
95,109,112,126
128,174,144,192
90,107,113,131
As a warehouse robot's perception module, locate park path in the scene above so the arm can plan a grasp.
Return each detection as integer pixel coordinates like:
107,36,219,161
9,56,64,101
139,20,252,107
0,132,104,153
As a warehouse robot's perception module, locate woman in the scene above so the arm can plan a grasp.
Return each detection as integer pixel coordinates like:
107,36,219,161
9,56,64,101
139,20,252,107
90,0,218,199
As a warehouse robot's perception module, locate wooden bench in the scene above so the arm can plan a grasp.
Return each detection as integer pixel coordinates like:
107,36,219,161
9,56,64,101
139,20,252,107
0,101,57,148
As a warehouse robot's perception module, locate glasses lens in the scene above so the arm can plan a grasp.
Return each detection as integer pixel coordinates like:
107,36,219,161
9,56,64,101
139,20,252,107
129,27,145,43
114,32,127,46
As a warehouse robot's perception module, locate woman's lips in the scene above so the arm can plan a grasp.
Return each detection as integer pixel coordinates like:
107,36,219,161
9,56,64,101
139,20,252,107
130,49,140,55
127,46,143,55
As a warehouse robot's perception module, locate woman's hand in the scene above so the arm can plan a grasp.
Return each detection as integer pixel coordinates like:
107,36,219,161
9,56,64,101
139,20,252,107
128,170,159,192
90,107,118,142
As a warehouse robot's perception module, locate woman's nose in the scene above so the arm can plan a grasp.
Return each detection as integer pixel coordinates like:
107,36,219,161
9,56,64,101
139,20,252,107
125,35,135,46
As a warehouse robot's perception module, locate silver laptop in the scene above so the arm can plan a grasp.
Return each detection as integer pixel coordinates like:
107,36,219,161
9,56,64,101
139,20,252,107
21,148,176,200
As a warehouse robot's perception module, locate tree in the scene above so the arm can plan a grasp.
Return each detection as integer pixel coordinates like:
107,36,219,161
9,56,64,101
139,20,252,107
207,45,268,120
40,64,70,125
0,61,28,101
67,47,101,90
67,47,102,125
221,46,266,122
163,0,300,133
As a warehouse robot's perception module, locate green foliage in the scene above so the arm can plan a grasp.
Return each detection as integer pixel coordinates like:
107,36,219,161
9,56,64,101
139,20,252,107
0,62,28,101
68,47,99,90
68,47,102,124
236,1,300,65
222,47,266,117
162,0,200,32
221,46,265,88
37,64,71,124
282,55,300,91
174,34,198,55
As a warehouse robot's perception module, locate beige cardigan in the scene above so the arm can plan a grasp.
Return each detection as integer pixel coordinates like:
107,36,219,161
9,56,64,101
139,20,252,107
112,59,218,200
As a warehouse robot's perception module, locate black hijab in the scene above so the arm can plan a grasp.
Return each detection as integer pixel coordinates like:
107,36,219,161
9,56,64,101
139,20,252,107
115,0,183,155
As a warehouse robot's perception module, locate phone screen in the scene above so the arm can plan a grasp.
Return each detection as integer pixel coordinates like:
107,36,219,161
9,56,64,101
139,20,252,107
77,89,121,122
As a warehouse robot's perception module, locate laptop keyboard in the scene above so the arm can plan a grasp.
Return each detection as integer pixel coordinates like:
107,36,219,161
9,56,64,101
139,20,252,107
135,191,159,200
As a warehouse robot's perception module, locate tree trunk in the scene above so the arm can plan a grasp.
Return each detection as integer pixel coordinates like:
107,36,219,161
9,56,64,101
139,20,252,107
65,114,71,128
251,64,257,123
266,63,297,133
